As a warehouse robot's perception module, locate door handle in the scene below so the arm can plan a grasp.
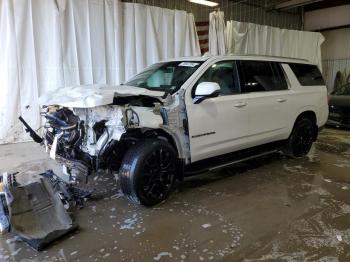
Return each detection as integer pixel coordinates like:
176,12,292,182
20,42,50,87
277,98,287,103
234,102,247,108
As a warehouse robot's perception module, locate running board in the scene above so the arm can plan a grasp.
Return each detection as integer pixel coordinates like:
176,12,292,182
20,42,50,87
208,150,278,171
184,140,285,176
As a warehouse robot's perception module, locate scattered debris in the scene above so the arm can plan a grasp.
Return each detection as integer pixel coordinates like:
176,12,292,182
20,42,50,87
201,223,212,229
336,235,342,242
110,190,124,199
0,187,10,233
0,170,94,250
120,213,138,230
10,247,22,256
70,251,78,256
40,170,93,208
153,252,172,261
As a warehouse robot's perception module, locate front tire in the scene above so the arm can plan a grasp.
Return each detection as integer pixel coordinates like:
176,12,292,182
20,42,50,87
284,118,316,158
119,139,177,206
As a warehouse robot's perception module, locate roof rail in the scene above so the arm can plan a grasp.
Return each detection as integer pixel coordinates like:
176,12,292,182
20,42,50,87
225,53,310,62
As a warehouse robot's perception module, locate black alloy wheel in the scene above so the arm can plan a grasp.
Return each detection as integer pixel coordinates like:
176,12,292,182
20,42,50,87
119,139,177,206
293,122,314,156
285,118,315,158
140,147,175,202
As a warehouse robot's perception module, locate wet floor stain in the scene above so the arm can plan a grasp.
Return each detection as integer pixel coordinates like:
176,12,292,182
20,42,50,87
0,127,350,261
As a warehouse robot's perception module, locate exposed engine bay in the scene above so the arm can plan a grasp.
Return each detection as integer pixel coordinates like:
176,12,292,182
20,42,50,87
12,88,191,249
36,90,190,183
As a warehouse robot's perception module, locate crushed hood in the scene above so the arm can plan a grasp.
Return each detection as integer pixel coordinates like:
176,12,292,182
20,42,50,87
38,84,165,108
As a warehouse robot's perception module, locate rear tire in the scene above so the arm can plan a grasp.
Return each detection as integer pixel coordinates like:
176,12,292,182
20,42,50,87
119,139,177,206
284,118,316,158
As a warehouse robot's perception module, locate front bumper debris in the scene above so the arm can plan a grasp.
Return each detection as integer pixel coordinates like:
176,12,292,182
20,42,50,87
0,170,93,251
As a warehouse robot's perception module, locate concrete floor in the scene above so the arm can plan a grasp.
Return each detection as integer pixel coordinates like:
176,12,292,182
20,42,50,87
0,127,350,261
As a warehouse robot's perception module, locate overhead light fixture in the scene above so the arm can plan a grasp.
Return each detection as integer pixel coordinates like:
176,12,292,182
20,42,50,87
188,0,219,7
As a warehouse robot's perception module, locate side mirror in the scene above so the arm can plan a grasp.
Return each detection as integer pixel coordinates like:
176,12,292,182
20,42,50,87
194,82,220,104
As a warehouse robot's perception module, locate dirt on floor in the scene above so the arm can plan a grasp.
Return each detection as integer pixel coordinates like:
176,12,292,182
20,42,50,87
0,127,350,262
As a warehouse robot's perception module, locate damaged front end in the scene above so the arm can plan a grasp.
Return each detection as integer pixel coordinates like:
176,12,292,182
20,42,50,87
40,103,163,182
20,83,191,186
42,107,92,180
22,85,189,183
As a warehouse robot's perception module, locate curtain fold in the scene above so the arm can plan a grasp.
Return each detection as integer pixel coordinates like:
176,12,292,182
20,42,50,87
208,11,226,55
122,4,200,82
225,20,325,70
0,0,200,144
0,0,21,143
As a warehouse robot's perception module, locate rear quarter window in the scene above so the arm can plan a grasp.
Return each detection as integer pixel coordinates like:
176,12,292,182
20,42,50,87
238,61,288,92
289,63,325,86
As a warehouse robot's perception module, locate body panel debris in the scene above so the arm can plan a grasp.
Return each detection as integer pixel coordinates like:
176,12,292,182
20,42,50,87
0,170,92,250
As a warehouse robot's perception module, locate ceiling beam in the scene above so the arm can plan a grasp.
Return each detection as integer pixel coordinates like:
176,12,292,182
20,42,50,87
275,0,325,10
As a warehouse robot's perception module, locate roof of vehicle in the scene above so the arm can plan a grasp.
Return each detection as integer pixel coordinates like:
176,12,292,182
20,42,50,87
166,54,312,65
165,56,209,62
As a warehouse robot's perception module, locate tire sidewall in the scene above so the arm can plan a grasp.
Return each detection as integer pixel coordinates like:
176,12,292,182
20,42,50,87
289,118,315,157
121,139,177,206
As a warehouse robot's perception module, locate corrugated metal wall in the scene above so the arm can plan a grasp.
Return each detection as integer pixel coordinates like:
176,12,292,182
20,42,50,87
122,0,302,30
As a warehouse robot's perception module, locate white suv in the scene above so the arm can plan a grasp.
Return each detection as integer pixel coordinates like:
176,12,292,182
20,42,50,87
25,55,329,206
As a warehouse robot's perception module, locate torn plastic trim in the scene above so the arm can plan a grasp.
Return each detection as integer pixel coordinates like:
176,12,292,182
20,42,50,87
74,105,163,156
72,106,125,157
160,89,191,163
18,116,43,144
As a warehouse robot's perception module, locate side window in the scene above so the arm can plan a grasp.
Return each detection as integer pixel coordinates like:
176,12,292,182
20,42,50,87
238,61,288,93
193,61,240,97
271,63,288,90
289,63,325,86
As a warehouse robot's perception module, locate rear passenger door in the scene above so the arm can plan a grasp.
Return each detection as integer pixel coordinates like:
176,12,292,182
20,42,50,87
237,60,291,146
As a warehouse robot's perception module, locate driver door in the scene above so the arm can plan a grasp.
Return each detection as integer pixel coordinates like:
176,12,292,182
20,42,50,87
185,60,249,162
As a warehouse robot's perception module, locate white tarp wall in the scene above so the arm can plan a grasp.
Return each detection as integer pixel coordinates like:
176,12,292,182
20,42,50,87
0,0,200,144
208,11,226,55
123,3,200,79
225,20,325,70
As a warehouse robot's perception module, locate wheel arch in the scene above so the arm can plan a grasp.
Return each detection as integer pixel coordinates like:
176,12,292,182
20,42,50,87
141,128,180,156
116,128,185,180
291,110,318,141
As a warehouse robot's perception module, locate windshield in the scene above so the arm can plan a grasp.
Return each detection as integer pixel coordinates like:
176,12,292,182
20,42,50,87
332,83,350,96
125,61,203,93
